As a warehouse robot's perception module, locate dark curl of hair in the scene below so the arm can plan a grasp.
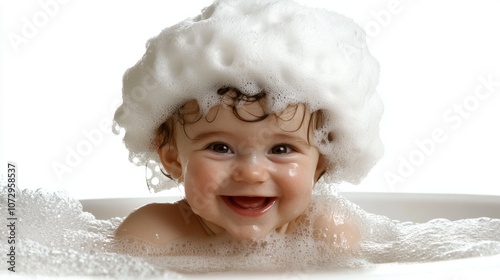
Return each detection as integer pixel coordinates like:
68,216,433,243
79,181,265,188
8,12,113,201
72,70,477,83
156,87,322,150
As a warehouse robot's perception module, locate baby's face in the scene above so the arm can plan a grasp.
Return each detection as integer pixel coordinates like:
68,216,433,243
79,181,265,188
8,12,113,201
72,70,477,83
170,102,324,239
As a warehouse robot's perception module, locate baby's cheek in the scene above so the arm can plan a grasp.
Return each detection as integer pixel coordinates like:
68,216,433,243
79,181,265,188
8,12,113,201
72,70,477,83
282,165,315,192
184,160,224,211
185,159,220,185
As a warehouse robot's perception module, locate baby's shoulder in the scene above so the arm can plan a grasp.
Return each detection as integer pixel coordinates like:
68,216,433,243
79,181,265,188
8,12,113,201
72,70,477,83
289,198,361,246
114,201,204,244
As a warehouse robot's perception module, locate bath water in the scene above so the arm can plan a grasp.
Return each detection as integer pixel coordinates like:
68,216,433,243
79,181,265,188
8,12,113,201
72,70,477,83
1,186,500,278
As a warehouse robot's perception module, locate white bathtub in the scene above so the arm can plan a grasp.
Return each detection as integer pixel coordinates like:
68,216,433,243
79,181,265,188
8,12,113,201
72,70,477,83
80,192,500,279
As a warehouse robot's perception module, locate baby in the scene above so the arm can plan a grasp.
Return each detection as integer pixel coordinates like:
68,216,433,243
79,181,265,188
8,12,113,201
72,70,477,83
113,0,383,247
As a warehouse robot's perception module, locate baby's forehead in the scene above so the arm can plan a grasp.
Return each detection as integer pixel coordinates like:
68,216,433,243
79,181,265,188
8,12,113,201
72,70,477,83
181,102,313,136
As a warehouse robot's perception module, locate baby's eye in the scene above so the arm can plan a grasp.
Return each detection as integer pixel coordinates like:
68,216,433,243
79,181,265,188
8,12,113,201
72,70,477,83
207,143,233,154
269,144,293,155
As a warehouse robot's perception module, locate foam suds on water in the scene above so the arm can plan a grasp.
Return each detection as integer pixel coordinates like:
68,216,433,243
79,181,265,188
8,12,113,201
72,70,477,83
2,187,500,278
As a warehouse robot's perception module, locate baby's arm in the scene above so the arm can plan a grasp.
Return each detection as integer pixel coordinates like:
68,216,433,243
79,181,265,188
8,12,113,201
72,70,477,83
115,202,204,244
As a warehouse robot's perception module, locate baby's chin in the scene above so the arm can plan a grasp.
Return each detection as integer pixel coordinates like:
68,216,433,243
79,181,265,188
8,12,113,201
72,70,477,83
222,222,282,240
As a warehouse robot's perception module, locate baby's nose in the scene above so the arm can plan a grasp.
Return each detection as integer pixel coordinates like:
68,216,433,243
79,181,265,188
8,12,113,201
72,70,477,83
231,155,270,184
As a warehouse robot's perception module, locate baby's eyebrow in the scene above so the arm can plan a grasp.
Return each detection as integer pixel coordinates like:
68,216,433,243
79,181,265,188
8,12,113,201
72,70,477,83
189,131,229,142
270,133,310,146
189,130,310,146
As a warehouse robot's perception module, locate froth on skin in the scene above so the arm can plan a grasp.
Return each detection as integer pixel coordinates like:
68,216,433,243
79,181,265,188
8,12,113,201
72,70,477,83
114,197,361,247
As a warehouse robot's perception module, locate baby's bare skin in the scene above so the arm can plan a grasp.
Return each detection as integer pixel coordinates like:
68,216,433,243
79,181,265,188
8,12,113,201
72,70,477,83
116,202,206,244
116,101,359,248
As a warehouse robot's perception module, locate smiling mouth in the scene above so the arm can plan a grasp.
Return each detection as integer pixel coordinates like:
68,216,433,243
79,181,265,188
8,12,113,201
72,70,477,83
221,196,276,217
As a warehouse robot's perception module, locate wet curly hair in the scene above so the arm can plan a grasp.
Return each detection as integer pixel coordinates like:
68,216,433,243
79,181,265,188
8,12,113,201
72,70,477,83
156,87,326,149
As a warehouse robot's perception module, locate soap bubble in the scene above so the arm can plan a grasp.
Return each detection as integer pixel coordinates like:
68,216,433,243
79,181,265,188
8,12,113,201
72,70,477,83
113,0,384,191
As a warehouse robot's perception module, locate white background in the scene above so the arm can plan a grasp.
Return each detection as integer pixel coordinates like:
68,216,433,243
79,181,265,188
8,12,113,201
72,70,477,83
1,0,499,199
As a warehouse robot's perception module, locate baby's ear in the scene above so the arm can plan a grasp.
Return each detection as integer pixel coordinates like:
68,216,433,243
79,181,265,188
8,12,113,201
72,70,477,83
158,144,182,180
314,155,327,182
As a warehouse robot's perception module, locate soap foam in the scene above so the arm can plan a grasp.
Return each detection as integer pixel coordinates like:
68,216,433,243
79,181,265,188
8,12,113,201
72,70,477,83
2,187,500,278
1,187,171,278
113,0,384,192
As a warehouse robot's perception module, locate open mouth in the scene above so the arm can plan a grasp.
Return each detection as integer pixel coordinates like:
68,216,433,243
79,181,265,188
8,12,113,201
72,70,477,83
221,196,276,217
